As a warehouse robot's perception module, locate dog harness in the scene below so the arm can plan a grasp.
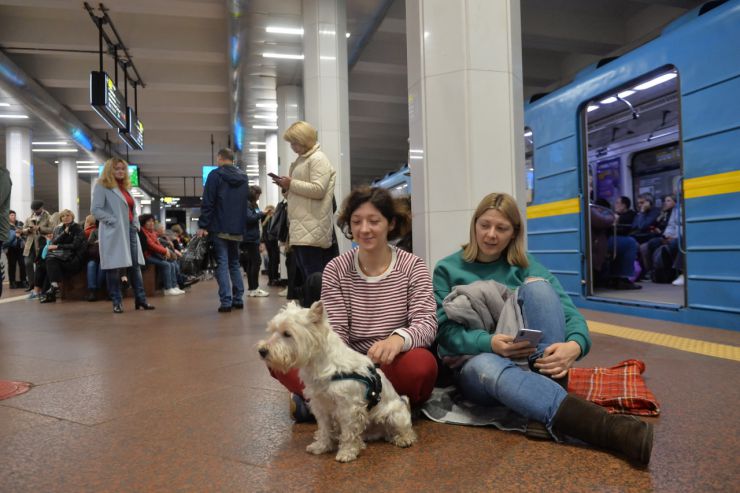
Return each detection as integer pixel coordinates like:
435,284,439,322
331,366,383,410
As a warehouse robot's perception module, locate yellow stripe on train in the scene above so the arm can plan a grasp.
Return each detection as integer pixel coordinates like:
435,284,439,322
526,197,580,219
684,170,740,199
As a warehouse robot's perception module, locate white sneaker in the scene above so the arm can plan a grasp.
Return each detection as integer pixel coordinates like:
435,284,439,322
165,288,185,296
278,288,288,297
672,274,685,286
173,287,186,294
254,288,269,297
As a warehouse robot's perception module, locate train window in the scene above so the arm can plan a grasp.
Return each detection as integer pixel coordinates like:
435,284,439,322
582,67,685,307
524,127,534,205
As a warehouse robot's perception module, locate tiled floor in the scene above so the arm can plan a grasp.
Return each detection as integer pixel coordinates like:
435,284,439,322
0,279,738,492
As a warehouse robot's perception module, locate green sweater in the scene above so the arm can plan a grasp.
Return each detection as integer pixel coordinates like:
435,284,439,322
433,250,591,359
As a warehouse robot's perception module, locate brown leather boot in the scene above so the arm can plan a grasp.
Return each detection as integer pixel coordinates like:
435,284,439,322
552,394,653,465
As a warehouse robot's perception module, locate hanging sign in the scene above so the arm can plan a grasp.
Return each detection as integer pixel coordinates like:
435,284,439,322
119,107,144,150
90,71,127,131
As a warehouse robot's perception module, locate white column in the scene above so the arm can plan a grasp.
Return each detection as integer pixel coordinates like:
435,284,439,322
5,127,33,218
258,153,267,210
276,85,303,177
265,133,279,208
406,0,525,267
303,0,351,252
57,157,79,218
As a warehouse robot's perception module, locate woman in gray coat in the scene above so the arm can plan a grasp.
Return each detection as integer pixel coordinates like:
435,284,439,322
91,158,154,313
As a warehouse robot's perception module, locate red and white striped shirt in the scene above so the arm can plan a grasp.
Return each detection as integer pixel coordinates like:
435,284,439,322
321,246,437,354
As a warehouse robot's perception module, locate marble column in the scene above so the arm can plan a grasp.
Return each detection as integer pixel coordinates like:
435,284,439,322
406,0,525,267
276,85,303,177
5,127,33,218
57,156,79,218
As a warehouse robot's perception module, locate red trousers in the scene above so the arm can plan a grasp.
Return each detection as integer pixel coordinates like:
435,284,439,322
269,347,438,406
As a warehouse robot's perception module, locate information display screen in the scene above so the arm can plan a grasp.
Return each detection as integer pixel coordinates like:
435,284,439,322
119,107,144,150
98,164,139,187
90,71,127,130
202,165,218,186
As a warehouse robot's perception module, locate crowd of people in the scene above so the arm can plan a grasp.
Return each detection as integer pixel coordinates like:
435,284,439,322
591,191,684,289
0,119,654,465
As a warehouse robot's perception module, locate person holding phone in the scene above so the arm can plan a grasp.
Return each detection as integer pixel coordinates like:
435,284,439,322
432,192,653,464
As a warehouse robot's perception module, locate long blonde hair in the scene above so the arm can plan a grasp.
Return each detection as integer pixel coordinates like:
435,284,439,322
462,192,528,268
98,158,130,189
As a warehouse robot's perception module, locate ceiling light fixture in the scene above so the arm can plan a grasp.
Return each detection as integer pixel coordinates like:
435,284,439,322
0,102,10,107
346,32,351,38
248,148,267,152
254,114,277,120
252,124,278,130
634,72,677,91
262,53,304,60
256,103,277,109
266,26,303,35
32,141,69,145
599,96,617,104
523,130,532,138
32,148,78,153
249,141,267,145
617,90,635,98
587,105,599,112
0,114,29,119
76,160,96,164
76,169,99,174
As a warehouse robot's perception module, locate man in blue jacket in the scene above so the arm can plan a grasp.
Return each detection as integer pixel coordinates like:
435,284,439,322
197,148,250,312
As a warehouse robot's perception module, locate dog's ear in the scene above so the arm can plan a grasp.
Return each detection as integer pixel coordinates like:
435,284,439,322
307,300,325,323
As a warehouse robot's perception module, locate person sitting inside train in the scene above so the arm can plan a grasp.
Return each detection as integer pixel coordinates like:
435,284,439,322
591,201,642,290
630,193,660,243
614,196,636,236
640,198,682,283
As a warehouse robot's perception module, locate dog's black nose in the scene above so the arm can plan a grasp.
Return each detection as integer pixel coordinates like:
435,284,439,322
258,347,268,358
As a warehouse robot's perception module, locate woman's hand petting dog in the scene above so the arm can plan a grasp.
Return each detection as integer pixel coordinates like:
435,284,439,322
367,334,405,365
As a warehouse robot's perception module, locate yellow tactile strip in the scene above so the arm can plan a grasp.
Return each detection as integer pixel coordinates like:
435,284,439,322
588,321,740,362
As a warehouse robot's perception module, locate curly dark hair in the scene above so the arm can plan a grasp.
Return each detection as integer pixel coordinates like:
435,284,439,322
138,213,155,227
336,186,410,241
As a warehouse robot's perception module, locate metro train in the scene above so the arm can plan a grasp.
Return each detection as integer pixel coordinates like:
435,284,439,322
523,0,740,330
371,164,411,196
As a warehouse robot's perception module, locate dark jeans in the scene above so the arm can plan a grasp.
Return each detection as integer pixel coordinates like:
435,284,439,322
46,256,83,284
86,259,106,290
292,245,335,281
24,249,36,288
604,235,638,278
212,236,244,308
105,224,147,305
241,242,261,291
265,240,280,282
7,246,26,284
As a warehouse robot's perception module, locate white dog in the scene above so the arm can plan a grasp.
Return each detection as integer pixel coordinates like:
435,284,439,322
257,301,417,462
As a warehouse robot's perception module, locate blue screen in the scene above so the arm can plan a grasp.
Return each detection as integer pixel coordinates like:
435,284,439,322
202,165,218,186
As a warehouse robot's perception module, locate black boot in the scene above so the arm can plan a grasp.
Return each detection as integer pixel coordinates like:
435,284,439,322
86,290,97,302
551,394,653,465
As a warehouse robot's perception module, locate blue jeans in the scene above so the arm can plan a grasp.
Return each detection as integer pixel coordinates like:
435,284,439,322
145,256,177,289
458,280,568,433
212,236,243,307
86,259,106,290
105,224,147,305
606,235,638,278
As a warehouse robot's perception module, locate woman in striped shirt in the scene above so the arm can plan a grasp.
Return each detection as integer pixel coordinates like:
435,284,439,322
272,186,438,415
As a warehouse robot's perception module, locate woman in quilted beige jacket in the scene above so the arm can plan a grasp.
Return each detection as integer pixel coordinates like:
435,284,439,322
273,121,337,290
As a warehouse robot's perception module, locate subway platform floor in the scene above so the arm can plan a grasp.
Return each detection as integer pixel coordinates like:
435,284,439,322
0,279,738,492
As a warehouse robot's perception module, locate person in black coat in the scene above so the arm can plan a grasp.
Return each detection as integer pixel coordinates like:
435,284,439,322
614,196,636,236
39,209,86,303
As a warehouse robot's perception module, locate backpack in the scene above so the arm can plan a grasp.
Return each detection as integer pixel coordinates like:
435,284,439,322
650,244,677,283
268,201,289,243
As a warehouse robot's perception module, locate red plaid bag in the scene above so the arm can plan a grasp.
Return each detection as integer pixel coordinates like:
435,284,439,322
567,359,660,416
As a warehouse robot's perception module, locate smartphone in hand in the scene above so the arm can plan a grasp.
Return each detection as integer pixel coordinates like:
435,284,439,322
268,172,280,180
513,328,543,347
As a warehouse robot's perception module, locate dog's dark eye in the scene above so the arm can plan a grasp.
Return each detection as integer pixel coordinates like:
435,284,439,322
283,331,292,338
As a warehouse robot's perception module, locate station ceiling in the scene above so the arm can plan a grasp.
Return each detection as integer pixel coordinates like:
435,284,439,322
0,0,704,212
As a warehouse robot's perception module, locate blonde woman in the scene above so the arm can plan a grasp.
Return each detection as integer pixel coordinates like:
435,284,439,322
272,121,336,304
432,192,653,464
91,158,154,313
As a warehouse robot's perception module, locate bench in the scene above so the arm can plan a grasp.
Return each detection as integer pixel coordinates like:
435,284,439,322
60,265,159,301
